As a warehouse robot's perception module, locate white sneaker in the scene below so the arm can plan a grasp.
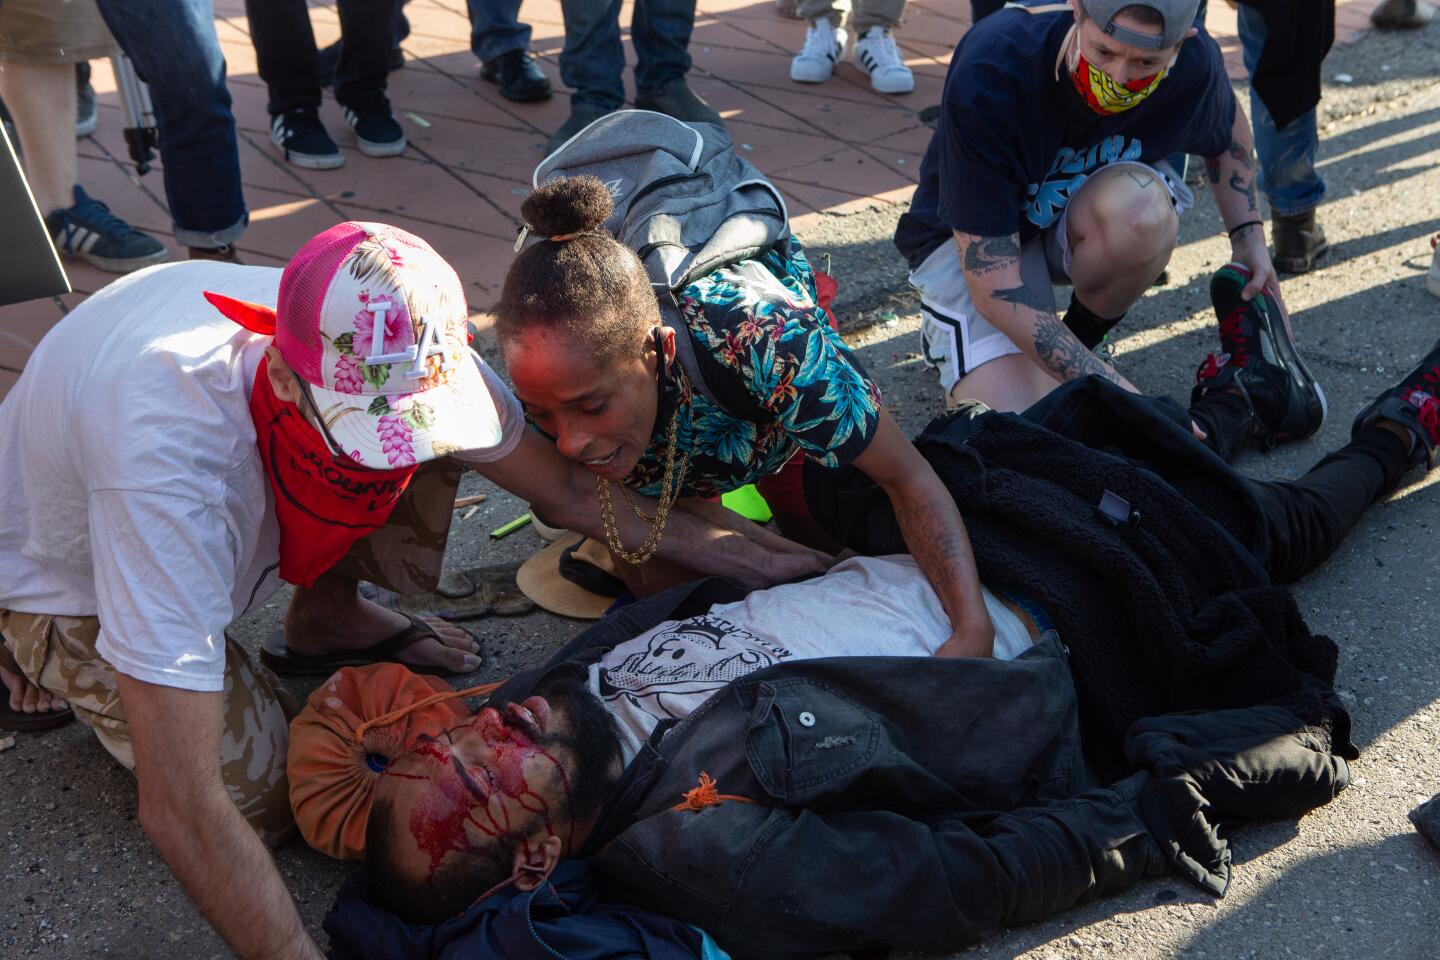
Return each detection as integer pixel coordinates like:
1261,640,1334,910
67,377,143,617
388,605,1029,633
854,26,914,95
791,19,847,84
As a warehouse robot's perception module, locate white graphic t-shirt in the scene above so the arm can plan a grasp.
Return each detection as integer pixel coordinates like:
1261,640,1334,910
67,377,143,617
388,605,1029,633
587,555,1041,763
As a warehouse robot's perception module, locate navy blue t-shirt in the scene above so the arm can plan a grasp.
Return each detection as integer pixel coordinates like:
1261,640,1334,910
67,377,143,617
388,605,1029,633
894,3,1236,269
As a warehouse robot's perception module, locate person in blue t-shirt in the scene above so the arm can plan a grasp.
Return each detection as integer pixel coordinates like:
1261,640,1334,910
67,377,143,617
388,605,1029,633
894,0,1311,426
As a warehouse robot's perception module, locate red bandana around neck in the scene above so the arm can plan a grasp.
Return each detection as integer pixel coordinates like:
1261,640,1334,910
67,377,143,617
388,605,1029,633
250,357,419,587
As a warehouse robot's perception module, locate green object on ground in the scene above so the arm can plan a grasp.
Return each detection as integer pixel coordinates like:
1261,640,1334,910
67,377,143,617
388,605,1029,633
490,513,533,539
722,484,773,524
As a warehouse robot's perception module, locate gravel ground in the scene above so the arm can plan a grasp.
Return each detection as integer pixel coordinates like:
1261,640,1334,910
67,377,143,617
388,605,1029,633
4,23,1439,959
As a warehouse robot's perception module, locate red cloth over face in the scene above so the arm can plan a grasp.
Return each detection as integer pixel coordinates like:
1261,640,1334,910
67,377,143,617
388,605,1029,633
250,357,418,587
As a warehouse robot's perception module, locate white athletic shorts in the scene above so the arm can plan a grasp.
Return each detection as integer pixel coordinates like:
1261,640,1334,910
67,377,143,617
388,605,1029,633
912,160,1192,392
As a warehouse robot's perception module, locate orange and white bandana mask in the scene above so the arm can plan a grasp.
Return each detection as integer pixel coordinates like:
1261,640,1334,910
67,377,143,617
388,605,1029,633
1070,53,1166,114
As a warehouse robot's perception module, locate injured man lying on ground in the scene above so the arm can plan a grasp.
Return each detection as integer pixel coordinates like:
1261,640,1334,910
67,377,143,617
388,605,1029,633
296,335,1440,959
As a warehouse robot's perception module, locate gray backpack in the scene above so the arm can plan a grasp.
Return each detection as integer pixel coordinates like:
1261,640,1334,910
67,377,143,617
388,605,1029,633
528,110,794,421
530,109,791,292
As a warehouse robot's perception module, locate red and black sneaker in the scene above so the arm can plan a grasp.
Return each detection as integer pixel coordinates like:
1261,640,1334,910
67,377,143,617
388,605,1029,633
1191,262,1327,448
1351,335,1440,471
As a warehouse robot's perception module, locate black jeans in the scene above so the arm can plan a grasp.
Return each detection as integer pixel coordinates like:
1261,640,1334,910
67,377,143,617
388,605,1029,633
244,0,398,114
1190,390,1411,585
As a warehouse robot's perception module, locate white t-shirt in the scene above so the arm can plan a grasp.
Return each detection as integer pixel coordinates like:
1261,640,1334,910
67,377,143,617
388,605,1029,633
0,262,524,692
588,555,1041,763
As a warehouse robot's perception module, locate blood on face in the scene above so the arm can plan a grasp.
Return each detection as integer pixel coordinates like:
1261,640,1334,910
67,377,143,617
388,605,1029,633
395,706,576,876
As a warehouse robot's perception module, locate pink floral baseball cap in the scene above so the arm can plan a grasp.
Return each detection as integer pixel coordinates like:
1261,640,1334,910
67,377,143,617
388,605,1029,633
206,222,502,469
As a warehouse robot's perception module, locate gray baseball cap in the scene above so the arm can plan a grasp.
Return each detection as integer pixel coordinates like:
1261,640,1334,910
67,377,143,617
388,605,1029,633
1080,0,1201,50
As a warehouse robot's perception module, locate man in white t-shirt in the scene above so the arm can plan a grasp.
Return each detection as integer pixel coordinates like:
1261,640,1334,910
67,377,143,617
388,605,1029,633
0,222,827,960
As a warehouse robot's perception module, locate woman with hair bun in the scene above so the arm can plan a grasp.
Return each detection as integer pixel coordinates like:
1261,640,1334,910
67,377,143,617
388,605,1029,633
497,176,996,658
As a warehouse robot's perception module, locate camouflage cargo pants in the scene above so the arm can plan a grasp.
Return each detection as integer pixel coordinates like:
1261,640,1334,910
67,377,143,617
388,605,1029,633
0,458,462,847
0,612,297,846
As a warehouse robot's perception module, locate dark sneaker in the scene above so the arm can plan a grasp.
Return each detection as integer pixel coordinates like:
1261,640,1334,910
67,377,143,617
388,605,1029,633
45,185,167,274
76,63,98,138
1192,262,1326,448
545,105,614,156
633,79,723,126
270,108,344,169
1371,0,1436,28
343,97,407,158
317,40,404,88
1272,209,1329,275
480,49,553,103
1351,336,1440,470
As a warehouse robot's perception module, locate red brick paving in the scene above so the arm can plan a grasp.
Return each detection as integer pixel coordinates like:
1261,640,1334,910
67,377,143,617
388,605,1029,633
0,0,1379,396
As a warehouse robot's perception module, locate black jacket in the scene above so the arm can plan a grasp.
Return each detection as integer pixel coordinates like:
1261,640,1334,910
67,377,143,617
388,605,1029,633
1237,0,1336,130
485,585,1347,960
474,380,1355,959
811,377,1355,776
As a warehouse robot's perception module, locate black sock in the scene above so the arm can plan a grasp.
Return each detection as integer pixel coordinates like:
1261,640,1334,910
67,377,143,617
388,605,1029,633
1064,294,1124,350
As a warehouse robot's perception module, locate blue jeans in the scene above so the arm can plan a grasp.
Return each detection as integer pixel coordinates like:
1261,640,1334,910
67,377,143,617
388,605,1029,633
466,0,532,62
1238,4,1325,216
93,0,247,248
389,0,531,63
559,0,695,111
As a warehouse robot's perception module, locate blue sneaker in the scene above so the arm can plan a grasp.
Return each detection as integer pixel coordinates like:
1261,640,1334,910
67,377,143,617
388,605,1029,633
46,185,166,274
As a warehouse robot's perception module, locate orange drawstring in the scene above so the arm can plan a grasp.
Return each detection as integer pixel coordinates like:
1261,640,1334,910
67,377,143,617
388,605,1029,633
351,680,506,746
671,771,755,812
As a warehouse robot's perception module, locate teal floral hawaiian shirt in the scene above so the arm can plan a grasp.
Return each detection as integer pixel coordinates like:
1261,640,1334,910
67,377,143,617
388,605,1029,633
626,243,882,498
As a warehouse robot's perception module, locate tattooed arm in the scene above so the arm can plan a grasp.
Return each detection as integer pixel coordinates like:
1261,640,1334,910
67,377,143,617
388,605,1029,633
954,230,1140,393
468,430,831,589
1202,97,1280,302
853,410,995,658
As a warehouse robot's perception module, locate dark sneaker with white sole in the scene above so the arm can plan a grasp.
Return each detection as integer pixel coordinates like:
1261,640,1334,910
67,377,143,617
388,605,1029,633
1351,335,1440,471
45,185,167,274
343,97,407,158
271,107,344,169
1192,261,1326,448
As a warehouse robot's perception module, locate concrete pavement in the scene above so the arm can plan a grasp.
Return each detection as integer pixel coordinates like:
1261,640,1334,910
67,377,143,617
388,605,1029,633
2,2,1438,957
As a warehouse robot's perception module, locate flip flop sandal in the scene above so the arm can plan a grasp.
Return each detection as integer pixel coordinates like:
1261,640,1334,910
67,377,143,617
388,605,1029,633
259,614,480,678
357,563,535,622
0,670,75,732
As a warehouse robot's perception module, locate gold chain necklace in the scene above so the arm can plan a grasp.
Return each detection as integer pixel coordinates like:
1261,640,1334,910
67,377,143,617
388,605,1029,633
595,367,693,565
